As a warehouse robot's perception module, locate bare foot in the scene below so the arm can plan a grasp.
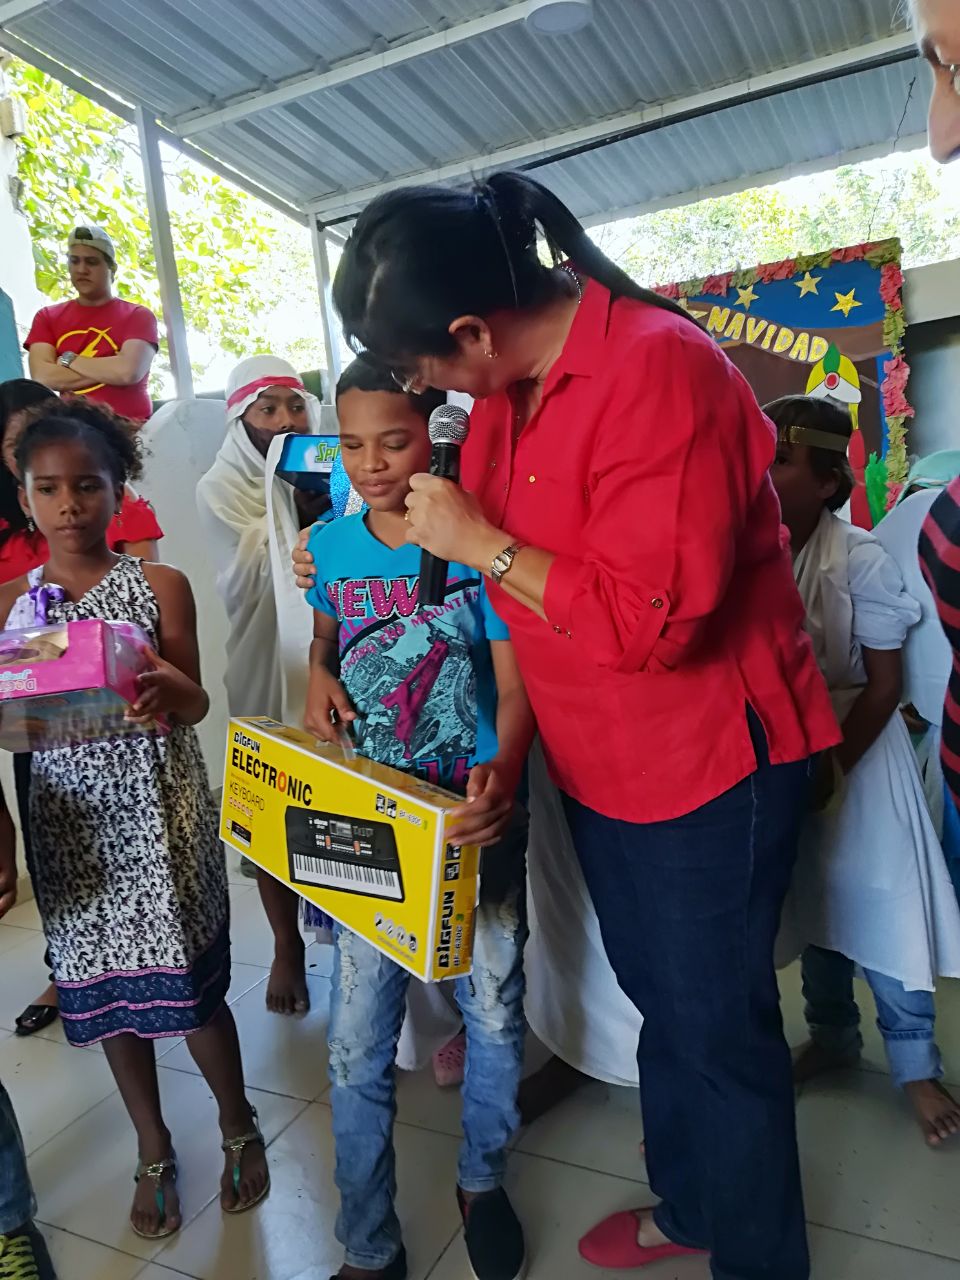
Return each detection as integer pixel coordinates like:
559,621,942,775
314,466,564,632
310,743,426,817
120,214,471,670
792,1038,860,1086
634,1208,672,1248
266,943,309,1015
131,1150,180,1238
518,1056,588,1126
220,1113,270,1211
904,1079,960,1147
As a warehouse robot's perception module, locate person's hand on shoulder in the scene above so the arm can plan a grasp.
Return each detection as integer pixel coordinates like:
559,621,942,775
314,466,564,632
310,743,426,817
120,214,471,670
293,527,317,591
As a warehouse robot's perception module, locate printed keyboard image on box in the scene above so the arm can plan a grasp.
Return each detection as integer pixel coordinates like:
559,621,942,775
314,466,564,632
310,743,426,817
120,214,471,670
284,805,405,902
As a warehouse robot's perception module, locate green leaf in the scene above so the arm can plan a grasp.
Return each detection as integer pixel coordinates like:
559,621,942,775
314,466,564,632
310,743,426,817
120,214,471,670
823,344,841,374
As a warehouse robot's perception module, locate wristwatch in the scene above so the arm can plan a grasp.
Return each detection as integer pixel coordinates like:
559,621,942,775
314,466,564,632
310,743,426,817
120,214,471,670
491,542,524,584
58,351,78,367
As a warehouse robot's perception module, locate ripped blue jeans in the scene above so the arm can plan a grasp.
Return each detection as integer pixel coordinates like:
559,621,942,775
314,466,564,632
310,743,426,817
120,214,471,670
327,810,528,1271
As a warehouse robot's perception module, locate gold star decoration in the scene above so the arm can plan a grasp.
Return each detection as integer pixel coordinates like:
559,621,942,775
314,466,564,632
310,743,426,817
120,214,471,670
736,284,759,311
678,297,708,320
831,289,862,318
795,271,821,297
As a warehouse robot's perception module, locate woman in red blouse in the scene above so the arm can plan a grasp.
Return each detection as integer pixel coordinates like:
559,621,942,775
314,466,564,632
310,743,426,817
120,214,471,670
319,173,839,1280
0,380,163,1039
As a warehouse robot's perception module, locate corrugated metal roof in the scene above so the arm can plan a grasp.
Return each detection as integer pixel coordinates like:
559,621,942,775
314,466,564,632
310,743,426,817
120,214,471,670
537,60,929,224
2,0,923,221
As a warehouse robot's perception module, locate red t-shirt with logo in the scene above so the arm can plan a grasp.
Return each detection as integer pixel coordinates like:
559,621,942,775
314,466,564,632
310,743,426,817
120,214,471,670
25,298,159,422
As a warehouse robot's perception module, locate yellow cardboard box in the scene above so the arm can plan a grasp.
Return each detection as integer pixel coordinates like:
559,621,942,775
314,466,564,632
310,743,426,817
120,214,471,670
219,716,480,981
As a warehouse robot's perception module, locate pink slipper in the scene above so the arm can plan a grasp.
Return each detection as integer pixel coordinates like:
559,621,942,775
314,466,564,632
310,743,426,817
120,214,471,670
579,1210,707,1269
432,1030,466,1088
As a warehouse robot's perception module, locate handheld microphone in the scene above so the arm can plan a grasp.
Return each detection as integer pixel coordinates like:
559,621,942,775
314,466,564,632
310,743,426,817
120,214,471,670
418,404,470,607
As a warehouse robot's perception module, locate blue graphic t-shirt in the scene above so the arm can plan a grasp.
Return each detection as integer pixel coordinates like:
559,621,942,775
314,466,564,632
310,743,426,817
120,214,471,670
306,514,508,794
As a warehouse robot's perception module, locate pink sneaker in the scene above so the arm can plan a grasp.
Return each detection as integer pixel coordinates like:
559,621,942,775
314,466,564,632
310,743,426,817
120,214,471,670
433,1030,466,1088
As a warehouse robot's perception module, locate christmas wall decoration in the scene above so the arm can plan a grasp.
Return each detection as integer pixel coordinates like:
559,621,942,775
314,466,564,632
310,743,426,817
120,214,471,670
656,239,910,526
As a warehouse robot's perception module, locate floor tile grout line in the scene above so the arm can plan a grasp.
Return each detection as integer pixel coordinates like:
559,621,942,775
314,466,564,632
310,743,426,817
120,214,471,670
23,1086,123,1162
35,1217,155,1265
156,1058,329,1104
423,1219,465,1279
805,1217,960,1265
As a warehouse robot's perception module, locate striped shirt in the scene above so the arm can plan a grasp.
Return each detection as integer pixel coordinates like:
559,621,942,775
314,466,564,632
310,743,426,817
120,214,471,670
919,476,960,811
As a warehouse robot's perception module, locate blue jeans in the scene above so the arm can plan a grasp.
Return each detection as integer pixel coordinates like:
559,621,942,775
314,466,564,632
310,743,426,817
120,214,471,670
0,1080,35,1236
563,712,811,1280
328,814,528,1270
801,945,942,1087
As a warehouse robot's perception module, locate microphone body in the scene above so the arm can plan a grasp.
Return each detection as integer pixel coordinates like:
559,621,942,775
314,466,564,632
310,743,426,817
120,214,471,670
419,405,470,607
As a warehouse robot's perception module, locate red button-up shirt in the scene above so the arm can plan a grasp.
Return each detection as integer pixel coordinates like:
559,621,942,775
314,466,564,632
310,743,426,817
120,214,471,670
463,280,838,822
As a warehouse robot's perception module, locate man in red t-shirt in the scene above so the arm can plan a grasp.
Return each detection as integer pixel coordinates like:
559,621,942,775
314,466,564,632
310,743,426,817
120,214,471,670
25,224,159,422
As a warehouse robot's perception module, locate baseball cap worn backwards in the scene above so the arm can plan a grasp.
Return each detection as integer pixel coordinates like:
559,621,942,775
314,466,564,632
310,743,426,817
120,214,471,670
68,224,116,270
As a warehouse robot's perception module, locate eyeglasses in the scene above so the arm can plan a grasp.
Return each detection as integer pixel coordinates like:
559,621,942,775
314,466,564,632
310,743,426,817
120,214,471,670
390,368,427,396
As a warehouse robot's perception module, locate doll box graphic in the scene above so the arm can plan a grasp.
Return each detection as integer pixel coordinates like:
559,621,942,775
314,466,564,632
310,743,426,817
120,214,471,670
219,716,481,981
0,619,154,752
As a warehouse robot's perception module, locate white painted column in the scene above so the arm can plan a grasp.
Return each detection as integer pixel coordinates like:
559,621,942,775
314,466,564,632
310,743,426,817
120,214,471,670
135,104,194,400
310,215,342,394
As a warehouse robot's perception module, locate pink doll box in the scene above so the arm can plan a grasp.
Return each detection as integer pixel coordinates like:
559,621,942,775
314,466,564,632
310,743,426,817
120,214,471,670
0,619,155,752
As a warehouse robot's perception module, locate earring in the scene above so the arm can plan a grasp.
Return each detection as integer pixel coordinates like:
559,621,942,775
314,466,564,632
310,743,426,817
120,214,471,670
27,517,35,533
485,349,498,360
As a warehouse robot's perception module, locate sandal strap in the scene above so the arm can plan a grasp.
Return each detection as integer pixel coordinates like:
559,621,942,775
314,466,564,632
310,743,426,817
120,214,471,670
221,1107,264,1156
135,1155,176,1183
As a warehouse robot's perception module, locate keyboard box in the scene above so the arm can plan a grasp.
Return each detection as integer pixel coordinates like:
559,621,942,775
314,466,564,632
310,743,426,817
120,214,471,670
219,716,481,981
0,619,158,752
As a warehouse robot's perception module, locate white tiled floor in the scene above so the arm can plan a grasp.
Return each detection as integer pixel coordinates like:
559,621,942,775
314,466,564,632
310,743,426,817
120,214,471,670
3,860,960,1279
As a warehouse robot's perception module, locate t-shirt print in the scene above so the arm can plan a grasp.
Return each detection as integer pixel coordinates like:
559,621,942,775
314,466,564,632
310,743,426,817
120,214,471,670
25,297,159,421
307,516,506,793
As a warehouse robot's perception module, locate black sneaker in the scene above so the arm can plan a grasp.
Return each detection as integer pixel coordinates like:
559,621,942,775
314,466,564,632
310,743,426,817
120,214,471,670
328,1246,406,1280
457,1187,526,1280
0,1224,58,1280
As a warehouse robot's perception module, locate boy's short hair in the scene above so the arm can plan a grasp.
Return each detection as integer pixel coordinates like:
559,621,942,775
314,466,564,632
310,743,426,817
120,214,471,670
336,352,446,423
765,394,856,513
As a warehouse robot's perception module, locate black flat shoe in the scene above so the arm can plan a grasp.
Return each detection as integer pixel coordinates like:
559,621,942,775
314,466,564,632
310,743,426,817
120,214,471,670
329,1246,407,1280
458,1187,526,1280
15,1004,59,1037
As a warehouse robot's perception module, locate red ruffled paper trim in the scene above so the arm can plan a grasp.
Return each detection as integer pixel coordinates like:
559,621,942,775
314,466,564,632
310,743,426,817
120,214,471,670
756,258,797,283
832,243,868,262
701,272,733,296
880,263,904,310
880,353,914,420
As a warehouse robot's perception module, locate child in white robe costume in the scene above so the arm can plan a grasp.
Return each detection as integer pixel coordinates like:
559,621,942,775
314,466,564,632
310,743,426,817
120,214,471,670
769,395,960,1146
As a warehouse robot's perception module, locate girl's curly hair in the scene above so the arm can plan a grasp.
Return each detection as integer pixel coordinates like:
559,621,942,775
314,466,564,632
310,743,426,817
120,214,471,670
16,396,144,487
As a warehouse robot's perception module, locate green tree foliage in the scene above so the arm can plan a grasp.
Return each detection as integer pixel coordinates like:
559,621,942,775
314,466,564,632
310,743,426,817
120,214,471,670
8,59,323,389
616,155,960,286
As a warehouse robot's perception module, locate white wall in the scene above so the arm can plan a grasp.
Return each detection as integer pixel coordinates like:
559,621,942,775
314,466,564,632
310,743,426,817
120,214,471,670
138,400,231,777
902,257,960,460
0,60,42,348
905,317,960,458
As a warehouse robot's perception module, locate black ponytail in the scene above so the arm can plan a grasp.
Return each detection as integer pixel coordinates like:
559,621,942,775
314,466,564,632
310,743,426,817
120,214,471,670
333,170,696,365
0,379,58,548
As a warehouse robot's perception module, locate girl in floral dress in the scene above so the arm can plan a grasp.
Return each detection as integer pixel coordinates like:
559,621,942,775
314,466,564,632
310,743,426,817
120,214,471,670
0,404,268,1240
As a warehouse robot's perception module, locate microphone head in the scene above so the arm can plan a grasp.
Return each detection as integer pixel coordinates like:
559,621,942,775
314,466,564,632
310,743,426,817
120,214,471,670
428,403,470,446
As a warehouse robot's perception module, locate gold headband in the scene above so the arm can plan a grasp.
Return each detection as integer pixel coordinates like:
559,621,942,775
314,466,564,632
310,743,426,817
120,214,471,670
777,424,849,454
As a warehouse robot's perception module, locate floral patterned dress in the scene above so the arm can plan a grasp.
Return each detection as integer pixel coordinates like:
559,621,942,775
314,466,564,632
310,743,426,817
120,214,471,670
8,557,229,1046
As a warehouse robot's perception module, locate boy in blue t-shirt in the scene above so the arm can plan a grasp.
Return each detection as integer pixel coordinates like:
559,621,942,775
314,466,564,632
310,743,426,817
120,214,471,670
305,355,533,1280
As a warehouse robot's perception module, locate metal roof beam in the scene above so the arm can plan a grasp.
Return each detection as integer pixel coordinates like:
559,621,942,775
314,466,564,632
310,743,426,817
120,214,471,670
0,29,316,226
306,32,918,223
0,1,50,22
173,0,541,138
